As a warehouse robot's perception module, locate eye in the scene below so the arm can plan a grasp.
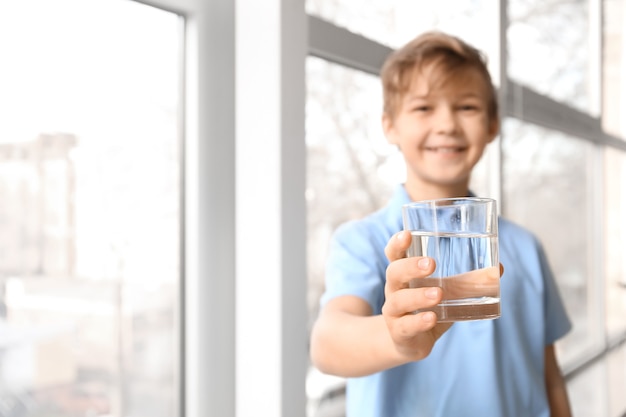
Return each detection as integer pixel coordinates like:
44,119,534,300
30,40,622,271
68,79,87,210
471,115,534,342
458,103,481,112
412,105,431,112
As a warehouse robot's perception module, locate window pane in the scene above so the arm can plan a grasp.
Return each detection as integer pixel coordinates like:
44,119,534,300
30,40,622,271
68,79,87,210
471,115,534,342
567,341,626,417
305,56,399,327
306,0,499,76
604,147,626,340
567,353,610,416
501,118,602,367
305,56,398,416
508,0,593,114
0,1,182,417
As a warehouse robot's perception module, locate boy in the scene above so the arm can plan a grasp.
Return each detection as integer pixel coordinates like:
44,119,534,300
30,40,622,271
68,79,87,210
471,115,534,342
310,31,572,417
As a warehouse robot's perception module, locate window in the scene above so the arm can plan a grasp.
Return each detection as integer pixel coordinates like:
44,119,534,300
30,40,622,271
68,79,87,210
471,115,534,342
306,56,400,328
508,0,595,114
501,118,603,367
0,1,183,416
306,0,497,58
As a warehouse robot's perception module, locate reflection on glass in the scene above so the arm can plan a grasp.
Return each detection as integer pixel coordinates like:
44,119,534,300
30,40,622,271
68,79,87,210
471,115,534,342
306,0,497,70
604,148,626,340
501,118,599,366
508,0,592,113
0,1,181,417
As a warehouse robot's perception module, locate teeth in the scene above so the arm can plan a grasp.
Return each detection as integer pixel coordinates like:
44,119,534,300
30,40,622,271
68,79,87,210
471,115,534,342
428,147,461,153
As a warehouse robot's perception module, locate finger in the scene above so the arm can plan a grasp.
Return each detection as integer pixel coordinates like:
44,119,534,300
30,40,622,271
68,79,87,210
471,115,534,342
386,311,440,346
382,287,442,317
443,267,500,299
384,230,412,262
431,321,454,340
385,256,435,293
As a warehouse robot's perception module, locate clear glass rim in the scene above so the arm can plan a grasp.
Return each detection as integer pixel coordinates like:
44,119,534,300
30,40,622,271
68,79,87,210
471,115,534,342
402,197,496,209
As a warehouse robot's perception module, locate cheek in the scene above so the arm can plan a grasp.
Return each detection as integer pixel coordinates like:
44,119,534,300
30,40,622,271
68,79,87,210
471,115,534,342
468,120,493,142
398,121,427,138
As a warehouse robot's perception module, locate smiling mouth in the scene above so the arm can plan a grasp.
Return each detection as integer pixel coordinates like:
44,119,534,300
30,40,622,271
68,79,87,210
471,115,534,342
425,146,466,153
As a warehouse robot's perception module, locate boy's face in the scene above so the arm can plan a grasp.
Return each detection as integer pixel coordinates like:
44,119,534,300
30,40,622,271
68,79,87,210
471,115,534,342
383,64,498,194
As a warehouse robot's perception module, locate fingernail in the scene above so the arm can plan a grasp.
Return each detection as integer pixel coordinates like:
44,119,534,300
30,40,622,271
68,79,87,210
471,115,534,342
397,231,405,240
418,257,430,269
422,311,436,322
425,288,438,299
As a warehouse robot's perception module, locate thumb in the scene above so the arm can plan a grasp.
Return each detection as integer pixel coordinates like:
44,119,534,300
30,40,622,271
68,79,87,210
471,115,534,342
384,230,411,262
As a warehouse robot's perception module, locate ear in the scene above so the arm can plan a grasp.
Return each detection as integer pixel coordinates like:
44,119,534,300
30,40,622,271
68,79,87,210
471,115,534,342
487,117,500,143
382,112,398,145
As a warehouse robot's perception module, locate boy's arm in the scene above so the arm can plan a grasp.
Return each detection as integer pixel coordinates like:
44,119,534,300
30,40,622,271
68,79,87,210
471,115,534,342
545,344,572,417
310,295,411,376
310,231,451,377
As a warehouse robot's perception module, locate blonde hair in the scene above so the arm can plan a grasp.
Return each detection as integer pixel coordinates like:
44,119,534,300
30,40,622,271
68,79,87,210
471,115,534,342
380,31,498,121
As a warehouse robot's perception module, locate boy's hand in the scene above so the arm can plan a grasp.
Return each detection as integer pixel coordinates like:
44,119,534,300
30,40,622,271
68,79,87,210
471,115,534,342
382,230,453,361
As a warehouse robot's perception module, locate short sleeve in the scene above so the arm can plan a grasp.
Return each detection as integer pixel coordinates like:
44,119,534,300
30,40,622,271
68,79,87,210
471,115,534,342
320,221,388,314
537,240,572,345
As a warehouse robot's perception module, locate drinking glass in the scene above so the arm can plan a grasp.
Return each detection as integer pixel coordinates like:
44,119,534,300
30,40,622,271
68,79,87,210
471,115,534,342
402,197,500,322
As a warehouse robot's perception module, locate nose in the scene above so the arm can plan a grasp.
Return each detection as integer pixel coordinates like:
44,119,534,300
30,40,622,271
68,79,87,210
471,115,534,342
433,106,458,134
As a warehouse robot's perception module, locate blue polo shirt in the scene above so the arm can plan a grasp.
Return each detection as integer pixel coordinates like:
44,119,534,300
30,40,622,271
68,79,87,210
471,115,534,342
321,185,571,417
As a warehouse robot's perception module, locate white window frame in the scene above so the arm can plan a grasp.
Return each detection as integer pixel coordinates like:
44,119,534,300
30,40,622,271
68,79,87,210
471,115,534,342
134,0,308,416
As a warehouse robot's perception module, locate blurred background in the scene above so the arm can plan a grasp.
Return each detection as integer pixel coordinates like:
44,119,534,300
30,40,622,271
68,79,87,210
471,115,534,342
0,0,624,416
